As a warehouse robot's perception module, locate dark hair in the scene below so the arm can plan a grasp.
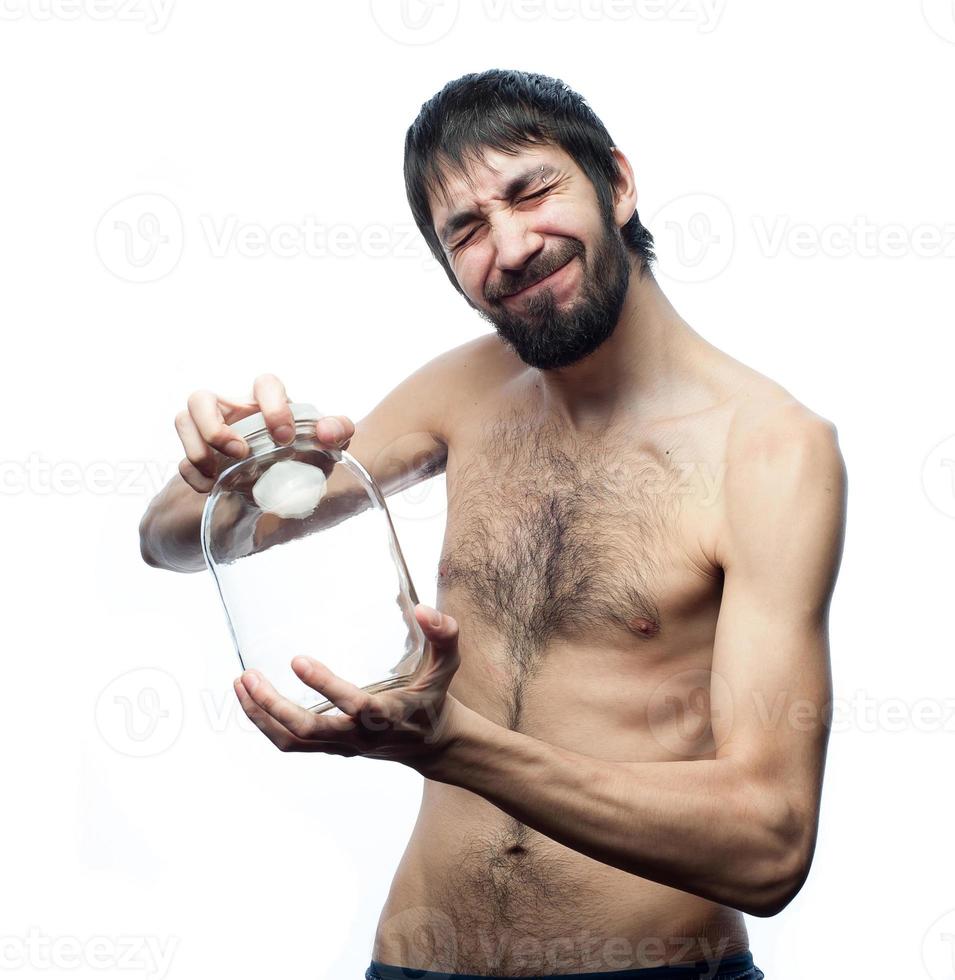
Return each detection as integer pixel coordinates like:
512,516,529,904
404,68,655,296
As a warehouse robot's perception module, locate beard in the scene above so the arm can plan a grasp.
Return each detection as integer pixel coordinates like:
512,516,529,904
475,213,632,371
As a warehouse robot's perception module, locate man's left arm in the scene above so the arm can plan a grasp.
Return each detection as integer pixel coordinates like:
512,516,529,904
420,407,848,917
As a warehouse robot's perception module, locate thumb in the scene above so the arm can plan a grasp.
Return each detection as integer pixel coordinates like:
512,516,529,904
414,603,459,651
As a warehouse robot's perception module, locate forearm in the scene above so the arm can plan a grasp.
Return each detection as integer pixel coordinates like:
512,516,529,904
139,477,208,573
140,471,371,572
416,699,797,916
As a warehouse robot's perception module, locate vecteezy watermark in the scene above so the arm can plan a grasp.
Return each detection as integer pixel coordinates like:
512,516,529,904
653,206,955,280
752,215,955,260
646,677,955,752
373,906,738,976
649,193,735,284
0,927,179,977
95,667,184,757
922,908,955,979
0,0,175,31
369,0,460,45
479,0,726,33
368,0,725,45
922,434,955,519
922,0,955,43
767,690,955,735
95,194,438,283
95,193,183,283
0,454,180,497
646,667,735,757
197,213,432,266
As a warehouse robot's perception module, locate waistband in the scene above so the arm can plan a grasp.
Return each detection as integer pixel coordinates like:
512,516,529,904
366,948,756,979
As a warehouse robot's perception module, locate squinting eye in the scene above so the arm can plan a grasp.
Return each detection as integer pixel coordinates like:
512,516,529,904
517,187,550,204
449,228,477,252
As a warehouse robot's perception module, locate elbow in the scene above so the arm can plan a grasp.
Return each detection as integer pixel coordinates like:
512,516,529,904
732,784,816,917
740,844,812,917
139,513,160,568
138,513,205,574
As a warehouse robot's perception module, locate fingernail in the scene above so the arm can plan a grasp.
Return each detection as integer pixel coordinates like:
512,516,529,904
274,425,294,444
242,672,258,692
225,440,245,456
429,608,442,628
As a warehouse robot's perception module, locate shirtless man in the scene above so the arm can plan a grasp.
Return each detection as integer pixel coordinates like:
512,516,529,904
139,70,847,979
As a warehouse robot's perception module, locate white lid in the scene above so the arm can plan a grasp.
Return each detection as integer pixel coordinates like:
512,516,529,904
230,401,321,439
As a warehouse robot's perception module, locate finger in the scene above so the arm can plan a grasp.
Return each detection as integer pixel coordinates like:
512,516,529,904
315,415,355,451
251,373,296,445
187,389,248,458
217,393,261,425
177,457,215,493
414,604,460,673
234,675,356,755
239,668,358,741
233,676,315,751
291,656,379,720
175,409,235,483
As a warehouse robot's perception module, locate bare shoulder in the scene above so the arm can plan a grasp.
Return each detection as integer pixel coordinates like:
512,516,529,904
690,341,841,454
725,379,843,470
712,370,847,572
444,332,524,383
426,332,524,431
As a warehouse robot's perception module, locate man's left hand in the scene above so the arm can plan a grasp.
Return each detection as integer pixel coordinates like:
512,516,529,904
233,603,462,772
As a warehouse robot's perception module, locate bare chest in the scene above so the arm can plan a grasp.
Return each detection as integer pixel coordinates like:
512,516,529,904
437,406,726,723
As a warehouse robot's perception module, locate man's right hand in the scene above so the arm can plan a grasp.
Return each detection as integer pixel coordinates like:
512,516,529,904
174,372,355,493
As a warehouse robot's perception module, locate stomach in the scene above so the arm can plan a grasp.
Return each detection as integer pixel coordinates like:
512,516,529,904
371,574,741,975
371,780,750,976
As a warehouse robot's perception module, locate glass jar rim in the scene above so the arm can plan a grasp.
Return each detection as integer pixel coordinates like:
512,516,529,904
230,402,321,440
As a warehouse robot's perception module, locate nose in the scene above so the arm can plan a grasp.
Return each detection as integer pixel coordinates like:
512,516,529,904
490,213,543,273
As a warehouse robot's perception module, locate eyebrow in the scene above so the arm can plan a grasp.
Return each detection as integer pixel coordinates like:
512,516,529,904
438,163,559,247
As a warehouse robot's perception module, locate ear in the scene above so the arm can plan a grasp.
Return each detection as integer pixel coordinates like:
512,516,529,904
609,146,639,231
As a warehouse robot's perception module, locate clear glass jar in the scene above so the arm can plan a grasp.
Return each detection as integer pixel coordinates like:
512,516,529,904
200,402,425,714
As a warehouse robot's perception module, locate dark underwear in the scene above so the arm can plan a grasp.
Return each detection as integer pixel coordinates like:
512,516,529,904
364,949,764,980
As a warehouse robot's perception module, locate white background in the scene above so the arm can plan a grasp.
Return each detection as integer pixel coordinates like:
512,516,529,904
2,1,954,978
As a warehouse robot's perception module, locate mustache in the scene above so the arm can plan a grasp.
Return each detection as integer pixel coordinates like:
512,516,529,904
487,241,583,302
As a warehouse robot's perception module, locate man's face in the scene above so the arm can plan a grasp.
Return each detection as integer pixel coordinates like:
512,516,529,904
429,145,632,370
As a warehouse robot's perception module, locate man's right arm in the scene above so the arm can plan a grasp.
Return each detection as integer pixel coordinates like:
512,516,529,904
139,354,456,574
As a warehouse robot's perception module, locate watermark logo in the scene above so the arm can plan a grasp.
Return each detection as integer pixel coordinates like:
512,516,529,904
922,0,955,43
650,193,735,283
95,667,184,757
96,195,437,281
95,193,183,283
0,0,175,31
0,927,179,978
752,215,955,260
0,454,179,497
646,667,734,756
922,434,955,518
198,213,430,264
922,908,955,979
370,0,459,44
481,0,725,33
369,0,723,42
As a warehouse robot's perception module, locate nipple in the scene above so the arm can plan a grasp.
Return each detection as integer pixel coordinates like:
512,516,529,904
628,616,660,638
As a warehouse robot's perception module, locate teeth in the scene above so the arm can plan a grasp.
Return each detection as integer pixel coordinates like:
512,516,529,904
252,460,327,519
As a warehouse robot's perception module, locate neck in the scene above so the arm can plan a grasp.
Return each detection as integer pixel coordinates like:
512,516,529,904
530,264,710,433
